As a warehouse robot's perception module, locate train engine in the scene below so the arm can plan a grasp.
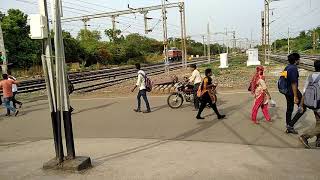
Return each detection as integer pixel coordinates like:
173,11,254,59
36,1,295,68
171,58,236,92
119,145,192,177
167,48,182,62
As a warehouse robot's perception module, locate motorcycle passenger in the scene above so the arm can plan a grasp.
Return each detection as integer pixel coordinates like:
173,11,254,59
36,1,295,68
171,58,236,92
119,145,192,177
189,64,202,110
196,68,225,120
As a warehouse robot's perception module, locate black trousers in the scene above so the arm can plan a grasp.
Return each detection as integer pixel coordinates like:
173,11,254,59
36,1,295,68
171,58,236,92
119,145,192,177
197,92,221,118
193,83,200,109
285,90,306,127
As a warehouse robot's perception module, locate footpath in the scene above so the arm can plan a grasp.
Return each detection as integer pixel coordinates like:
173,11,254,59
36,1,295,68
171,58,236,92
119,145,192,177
0,92,319,180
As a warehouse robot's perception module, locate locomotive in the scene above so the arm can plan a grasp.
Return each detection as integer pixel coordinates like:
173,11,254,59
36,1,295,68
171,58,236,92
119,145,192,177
167,47,182,62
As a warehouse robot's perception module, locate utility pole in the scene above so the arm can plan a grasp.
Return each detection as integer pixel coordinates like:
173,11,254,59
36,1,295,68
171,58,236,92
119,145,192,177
207,22,211,63
250,29,253,48
143,11,152,34
232,31,236,52
287,27,290,55
39,0,62,163
261,11,265,47
225,28,229,54
161,0,169,72
264,0,270,64
179,2,186,67
182,2,187,67
0,24,8,74
202,35,206,56
82,17,89,41
313,29,317,51
111,15,117,40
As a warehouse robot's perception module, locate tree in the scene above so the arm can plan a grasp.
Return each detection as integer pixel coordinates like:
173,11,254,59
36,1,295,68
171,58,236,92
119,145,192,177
1,9,41,68
77,29,104,66
62,31,85,64
105,29,124,43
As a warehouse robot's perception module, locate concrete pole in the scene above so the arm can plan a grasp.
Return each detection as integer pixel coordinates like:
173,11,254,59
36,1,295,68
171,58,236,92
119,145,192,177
161,0,169,72
207,23,211,63
179,3,185,67
143,12,148,34
313,29,316,51
287,27,290,55
233,31,236,52
112,16,116,40
266,0,270,64
261,11,265,47
202,35,206,56
263,8,267,64
250,29,253,48
82,17,89,41
182,2,187,67
0,24,8,74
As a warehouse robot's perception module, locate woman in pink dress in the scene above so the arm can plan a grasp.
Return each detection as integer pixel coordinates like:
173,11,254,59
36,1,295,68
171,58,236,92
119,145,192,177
250,66,272,124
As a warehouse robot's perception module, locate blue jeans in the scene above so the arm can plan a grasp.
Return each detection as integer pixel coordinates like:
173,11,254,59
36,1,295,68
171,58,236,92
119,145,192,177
137,89,150,111
3,97,16,114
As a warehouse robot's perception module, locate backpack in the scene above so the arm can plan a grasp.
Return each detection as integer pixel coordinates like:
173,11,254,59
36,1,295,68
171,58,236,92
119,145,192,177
140,73,153,92
304,74,320,109
278,71,289,95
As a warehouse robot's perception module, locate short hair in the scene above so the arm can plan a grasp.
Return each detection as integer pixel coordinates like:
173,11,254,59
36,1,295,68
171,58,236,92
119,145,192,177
190,64,197,69
288,53,300,64
314,60,320,72
135,63,141,70
2,74,8,79
205,68,212,76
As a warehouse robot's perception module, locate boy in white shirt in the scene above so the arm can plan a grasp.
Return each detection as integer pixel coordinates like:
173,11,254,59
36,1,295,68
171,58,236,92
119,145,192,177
131,63,151,113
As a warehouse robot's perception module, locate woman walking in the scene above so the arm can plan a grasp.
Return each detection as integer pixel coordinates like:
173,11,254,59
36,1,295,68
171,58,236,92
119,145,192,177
196,68,225,120
250,66,272,124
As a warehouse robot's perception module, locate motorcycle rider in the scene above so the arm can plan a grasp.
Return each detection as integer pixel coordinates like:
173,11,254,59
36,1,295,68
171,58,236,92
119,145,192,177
189,64,202,110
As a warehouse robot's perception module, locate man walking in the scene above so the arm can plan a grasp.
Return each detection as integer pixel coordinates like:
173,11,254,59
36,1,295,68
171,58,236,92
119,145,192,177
283,53,305,134
298,60,320,148
8,71,22,110
0,74,19,116
132,63,151,113
189,64,202,110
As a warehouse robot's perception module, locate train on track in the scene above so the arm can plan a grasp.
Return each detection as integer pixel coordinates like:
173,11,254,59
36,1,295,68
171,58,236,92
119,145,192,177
167,47,182,62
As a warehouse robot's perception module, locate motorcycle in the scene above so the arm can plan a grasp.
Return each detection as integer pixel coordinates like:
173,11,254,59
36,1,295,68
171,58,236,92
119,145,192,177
167,78,195,109
167,77,218,109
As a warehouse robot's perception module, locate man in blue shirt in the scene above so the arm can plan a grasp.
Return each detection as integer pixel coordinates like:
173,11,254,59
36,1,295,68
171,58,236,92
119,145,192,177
285,53,305,134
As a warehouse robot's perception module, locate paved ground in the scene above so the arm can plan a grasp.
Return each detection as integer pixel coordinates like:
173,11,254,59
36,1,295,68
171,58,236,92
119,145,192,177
0,91,319,179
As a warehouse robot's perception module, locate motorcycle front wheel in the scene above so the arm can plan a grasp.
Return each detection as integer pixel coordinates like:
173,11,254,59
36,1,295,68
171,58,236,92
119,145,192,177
167,93,184,109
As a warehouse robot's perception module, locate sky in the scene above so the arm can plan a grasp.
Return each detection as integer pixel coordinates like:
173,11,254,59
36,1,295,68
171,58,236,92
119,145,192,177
1,0,320,45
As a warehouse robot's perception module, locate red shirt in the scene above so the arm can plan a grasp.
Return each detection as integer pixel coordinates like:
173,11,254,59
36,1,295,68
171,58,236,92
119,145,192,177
0,79,17,98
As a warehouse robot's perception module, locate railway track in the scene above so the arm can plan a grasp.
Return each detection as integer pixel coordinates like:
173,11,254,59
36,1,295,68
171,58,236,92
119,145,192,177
268,54,319,71
14,57,212,94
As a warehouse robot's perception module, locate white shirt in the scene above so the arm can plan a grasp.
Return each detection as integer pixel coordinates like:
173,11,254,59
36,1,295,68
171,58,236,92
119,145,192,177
136,70,146,90
9,76,18,92
303,72,320,94
189,69,202,85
